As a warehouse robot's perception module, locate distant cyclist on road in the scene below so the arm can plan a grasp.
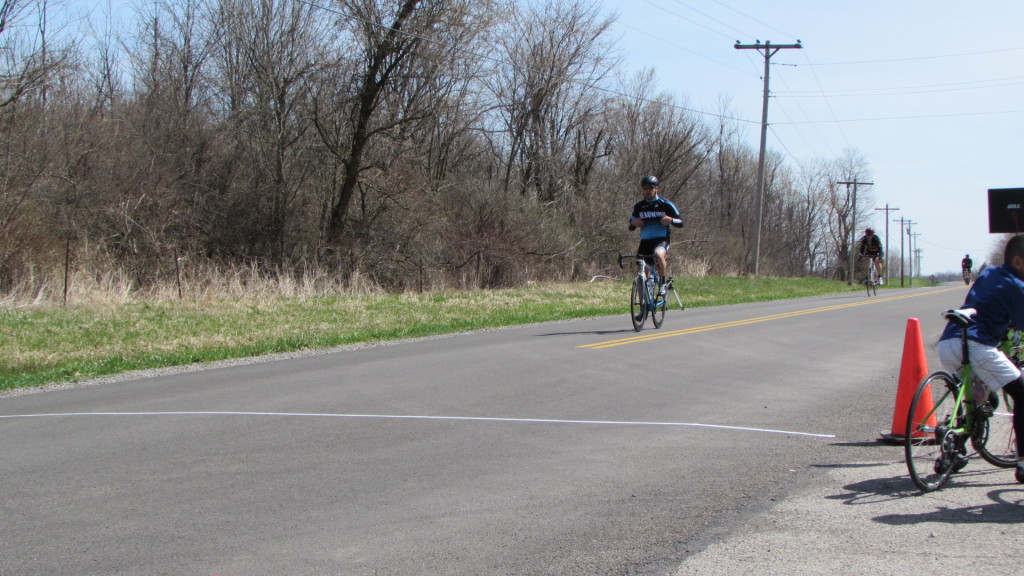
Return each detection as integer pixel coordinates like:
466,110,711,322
629,175,683,295
856,227,884,284
962,254,974,282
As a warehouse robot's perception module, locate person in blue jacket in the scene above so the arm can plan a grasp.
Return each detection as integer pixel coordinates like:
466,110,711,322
937,234,1024,482
628,175,684,294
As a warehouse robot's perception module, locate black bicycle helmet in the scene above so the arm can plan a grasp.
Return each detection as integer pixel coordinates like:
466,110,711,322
865,227,875,234
640,175,660,188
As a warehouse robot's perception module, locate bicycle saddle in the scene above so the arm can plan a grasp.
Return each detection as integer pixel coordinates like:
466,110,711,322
942,308,976,327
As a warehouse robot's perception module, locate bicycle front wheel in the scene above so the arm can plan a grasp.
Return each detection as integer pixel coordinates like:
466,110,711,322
650,286,666,329
866,265,878,296
905,371,965,492
973,388,1017,468
630,276,646,332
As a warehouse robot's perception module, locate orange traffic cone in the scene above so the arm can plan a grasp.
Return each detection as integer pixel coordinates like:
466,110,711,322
879,318,934,444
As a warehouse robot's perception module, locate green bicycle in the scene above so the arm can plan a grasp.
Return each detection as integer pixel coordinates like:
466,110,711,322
904,308,1018,492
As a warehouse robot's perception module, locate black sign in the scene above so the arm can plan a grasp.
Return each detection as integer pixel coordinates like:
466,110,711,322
988,188,1024,233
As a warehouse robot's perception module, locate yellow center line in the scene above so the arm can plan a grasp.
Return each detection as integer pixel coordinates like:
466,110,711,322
579,286,964,350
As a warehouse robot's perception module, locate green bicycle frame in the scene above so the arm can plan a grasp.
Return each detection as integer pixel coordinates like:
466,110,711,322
915,364,976,438
922,327,1020,439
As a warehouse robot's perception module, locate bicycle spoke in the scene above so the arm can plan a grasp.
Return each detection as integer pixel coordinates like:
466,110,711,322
974,389,1017,467
906,372,965,492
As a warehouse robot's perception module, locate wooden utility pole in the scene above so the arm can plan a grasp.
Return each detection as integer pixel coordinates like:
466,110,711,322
838,180,874,285
734,40,802,276
874,204,899,285
909,230,921,286
896,217,915,287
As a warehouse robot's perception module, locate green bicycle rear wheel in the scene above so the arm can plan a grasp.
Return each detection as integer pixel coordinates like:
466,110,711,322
905,371,965,492
973,388,1017,468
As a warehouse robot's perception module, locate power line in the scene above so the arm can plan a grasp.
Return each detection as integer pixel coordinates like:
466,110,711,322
770,62,843,157
810,45,1024,66
662,0,758,41
771,97,838,161
766,125,811,174
776,109,1024,125
707,0,796,40
795,49,851,151
638,0,738,41
613,18,751,76
777,76,1024,98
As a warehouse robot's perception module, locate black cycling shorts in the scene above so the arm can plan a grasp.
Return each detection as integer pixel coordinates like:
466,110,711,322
638,238,670,263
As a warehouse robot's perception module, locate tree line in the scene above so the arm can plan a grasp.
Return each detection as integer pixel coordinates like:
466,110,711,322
0,0,879,300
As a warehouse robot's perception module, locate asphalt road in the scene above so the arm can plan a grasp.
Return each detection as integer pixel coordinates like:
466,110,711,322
0,284,993,575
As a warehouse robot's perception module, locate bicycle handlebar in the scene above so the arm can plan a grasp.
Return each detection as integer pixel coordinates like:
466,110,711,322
618,252,654,269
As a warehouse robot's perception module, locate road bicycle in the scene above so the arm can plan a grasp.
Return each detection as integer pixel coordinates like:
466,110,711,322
904,308,1018,492
962,268,972,285
618,252,683,332
860,254,880,296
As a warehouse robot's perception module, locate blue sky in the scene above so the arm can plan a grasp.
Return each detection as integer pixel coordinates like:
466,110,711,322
606,0,1024,274
65,0,1023,275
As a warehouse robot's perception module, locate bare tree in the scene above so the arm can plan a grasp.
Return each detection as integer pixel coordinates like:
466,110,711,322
487,0,615,202
0,0,72,108
314,0,484,245
823,149,873,280
787,159,832,276
231,0,329,262
0,0,74,289
0,0,886,300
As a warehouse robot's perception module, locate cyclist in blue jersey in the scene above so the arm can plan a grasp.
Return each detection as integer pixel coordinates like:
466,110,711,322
936,235,1024,483
629,175,684,294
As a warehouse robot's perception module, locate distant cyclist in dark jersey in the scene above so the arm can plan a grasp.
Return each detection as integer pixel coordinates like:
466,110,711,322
629,175,684,293
962,254,974,284
856,227,884,284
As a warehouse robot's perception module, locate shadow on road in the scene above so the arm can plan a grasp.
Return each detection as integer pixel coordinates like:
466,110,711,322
818,461,1024,525
537,328,636,337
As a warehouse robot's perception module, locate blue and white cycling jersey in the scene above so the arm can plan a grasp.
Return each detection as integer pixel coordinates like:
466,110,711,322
630,196,683,240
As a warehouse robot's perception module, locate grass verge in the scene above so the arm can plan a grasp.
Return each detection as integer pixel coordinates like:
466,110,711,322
2,277,863,391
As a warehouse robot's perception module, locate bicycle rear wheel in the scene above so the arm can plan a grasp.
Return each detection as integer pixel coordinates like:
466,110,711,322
973,388,1017,468
630,276,646,332
905,371,965,492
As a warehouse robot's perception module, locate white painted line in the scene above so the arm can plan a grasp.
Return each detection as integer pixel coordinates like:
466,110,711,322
0,411,836,438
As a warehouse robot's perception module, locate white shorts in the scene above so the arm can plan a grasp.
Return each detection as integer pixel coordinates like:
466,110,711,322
936,337,1020,389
